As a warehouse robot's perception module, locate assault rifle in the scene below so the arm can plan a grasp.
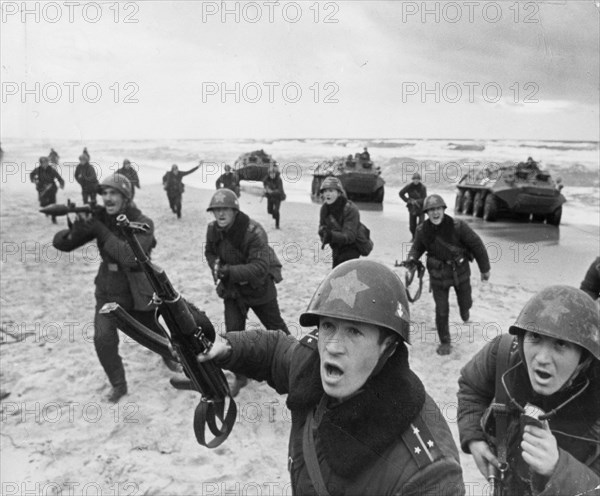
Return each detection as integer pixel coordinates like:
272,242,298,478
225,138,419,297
100,214,236,448
40,200,101,217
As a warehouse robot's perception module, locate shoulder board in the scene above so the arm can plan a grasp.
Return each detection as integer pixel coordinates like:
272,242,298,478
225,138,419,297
299,329,319,350
401,415,443,469
247,222,257,232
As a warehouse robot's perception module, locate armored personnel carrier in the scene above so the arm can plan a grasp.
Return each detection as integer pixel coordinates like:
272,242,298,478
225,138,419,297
311,151,385,203
233,149,276,182
455,158,565,225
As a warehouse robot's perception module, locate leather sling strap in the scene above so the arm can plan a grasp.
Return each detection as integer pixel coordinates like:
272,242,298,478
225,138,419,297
493,334,515,467
303,408,331,496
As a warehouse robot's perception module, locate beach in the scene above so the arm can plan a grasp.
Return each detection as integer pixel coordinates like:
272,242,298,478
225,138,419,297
1,164,599,494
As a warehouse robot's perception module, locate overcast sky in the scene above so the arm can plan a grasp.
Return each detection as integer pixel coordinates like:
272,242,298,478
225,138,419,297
1,1,598,140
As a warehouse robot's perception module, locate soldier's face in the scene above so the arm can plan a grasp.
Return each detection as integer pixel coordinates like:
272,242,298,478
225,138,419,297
427,207,445,225
523,331,582,396
322,188,339,205
102,188,126,215
318,316,391,402
412,179,420,185
212,208,236,228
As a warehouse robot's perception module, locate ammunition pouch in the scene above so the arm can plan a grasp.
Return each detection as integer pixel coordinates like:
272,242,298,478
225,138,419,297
427,255,469,286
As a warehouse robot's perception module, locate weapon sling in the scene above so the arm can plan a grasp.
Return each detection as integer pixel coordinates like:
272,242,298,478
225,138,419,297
394,260,425,303
303,397,332,496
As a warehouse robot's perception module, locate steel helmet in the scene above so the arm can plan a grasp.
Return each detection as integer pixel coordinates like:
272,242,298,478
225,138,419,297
423,194,447,212
319,176,346,195
207,189,240,211
509,285,600,360
99,173,132,200
299,259,411,343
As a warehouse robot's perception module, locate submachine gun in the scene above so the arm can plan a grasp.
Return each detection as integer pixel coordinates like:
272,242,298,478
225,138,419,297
394,259,426,303
99,214,236,448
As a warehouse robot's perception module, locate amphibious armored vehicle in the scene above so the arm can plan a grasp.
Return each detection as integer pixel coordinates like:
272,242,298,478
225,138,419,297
455,159,565,225
311,152,385,203
233,150,276,182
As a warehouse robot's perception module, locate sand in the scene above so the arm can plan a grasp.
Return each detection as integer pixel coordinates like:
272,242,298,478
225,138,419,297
1,181,598,495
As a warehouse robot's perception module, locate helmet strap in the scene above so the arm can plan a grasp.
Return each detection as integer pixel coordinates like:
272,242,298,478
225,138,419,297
369,339,398,379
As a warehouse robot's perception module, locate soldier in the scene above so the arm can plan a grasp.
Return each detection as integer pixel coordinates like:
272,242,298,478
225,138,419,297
204,189,289,396
115,159,140,198
215,164,240,197
48,148,59,166
74,153,99,205
360,146,371,162
197,260,465,494
406,194,490,355
30,156,65,224
162,163,200,218
53,174,175,402
580,257,600,300
262,164,286,229
399,172,428,240
457,286,600,496
318,177,362,268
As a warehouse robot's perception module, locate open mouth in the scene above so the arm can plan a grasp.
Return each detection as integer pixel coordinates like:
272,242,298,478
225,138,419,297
535,370,552,381
324,363,344,378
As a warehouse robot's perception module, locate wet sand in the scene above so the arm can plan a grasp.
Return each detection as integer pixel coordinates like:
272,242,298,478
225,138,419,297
1,182,598,495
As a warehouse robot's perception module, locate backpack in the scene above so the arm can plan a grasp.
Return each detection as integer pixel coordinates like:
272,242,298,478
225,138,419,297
355,223,374,256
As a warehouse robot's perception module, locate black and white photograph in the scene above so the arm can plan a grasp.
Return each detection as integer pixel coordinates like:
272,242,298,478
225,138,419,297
1,1,599,494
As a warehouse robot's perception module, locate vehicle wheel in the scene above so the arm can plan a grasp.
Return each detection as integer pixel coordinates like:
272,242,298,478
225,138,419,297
373,187,384,203
454,190,464,214
546,207,562,226
461,191,474,215
483,194,498,221
473,192,484,217
531,214,545,223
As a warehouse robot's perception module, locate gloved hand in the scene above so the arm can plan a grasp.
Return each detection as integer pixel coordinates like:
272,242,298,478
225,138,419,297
403,258,417,269
481,271,491,282
72,214,96,235
321,228,332,245
217,264,230,281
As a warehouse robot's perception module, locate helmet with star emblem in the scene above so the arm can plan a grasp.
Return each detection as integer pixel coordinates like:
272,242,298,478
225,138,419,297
207,189,240,211
299,259,411,342
422,194,446,212
509,285,600,360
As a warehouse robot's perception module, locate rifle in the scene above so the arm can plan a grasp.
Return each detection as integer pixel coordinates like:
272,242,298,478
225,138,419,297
100,214,237,448
394,259,425,303
40,200,100,217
